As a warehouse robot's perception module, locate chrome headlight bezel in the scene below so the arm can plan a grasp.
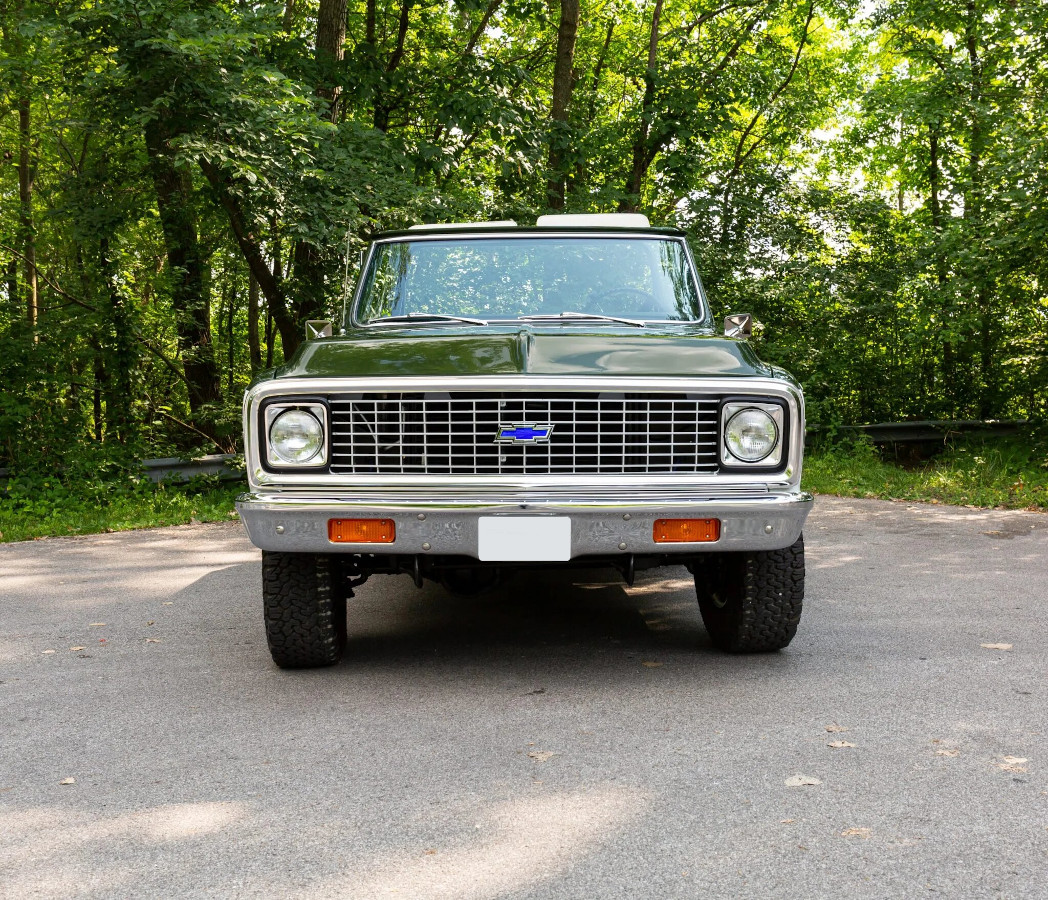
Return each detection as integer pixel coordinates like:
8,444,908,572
263,401,329,469
719,399,786,470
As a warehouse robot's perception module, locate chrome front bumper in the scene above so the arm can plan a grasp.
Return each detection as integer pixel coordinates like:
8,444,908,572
236,490,813,557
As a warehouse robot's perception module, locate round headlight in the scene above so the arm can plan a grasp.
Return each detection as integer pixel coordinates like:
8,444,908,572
269,409,324,465
725,407,778,463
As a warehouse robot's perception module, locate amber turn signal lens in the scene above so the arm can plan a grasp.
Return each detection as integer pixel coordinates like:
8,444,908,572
328,518,396,544
652,518,720,543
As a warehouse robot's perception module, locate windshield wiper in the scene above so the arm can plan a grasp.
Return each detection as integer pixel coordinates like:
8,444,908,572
366,313,489,326
516,312,646,328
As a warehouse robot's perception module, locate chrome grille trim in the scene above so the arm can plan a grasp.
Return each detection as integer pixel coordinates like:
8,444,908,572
243,375,805,493
327,392,720,476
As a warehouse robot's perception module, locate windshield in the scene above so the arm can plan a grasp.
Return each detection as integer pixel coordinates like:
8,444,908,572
354,236,704,324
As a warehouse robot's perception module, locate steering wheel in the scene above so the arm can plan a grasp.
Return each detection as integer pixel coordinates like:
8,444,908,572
589,287,666,317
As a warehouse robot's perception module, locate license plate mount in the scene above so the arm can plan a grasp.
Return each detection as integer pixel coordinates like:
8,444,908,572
477,516,572,562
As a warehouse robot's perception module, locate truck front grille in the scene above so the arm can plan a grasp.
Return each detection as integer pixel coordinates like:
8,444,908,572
327,392,720,475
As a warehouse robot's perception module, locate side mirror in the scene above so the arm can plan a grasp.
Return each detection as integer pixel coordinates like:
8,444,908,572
306,320,333,340
724,313,753,340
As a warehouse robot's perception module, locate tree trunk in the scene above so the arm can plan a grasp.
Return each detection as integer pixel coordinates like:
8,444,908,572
99,237,136,441
265,310,275,368
248,270,262,372
18,93,37,332
621,0,663,211
93,348,105,443
546,0,580,210
964,3,993,418
144,116,221,433
373,0,413,131
278,0,351,351
5,257,16,310
928,123,954,391
198,158,300,356
366,0,376,44
316,0,349,121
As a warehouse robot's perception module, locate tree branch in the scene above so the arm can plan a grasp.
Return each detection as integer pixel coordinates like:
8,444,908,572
463,0,501,59
386,0,412,73
731,0,815,172
0,241,94,311
155,407,232,454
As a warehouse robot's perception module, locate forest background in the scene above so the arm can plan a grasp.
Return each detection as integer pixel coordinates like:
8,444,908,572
1,0,1046,529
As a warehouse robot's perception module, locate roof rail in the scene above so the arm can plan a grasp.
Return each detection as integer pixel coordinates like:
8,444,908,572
535,213,650,228
408,220,517,231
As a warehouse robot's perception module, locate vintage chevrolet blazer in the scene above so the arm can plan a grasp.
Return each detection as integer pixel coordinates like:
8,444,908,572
237,214,812,667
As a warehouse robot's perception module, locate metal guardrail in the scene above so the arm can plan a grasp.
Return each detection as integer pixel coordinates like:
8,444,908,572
0,455,244,486
141,454,244,483
806,419,1028,446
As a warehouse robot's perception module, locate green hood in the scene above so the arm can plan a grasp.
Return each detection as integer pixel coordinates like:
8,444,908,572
274,324,773,380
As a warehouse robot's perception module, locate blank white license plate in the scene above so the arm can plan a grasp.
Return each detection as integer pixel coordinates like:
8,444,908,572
477,517,572,562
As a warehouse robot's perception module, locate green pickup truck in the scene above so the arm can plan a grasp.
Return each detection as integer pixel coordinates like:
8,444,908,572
238,214,812,667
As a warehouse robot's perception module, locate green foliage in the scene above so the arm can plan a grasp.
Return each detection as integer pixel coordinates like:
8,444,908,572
804,433,1048,509
1,0,1046,499
0,471,242,542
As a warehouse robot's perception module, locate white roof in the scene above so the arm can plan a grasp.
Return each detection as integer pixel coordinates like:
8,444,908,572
535,213,650,228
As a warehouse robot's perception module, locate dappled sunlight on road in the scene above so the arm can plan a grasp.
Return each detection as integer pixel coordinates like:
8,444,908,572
0,523,258,603
0,801,248,897
2,495,1047,898
285,785,646,900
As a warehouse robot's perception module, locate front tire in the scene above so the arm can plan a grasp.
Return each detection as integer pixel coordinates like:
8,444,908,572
262,552,347,668
694,536,804,653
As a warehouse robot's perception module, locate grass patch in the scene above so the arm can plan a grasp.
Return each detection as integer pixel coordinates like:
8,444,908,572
0,475,242,543
804,434,1048,510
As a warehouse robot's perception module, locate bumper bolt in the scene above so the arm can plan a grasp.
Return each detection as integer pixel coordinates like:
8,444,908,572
618,542,627,550
764,524,774,534
622,514,631,521
422,542,431,551
417,513,426,520
275,525,285,534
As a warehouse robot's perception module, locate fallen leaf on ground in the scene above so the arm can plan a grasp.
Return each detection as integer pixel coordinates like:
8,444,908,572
41,650,55,655
162,602,173,606
89,623,106,627
981,643,1013,651
841,827,871,838
145,638,162,644
785,774,822,787
828,741,857,749
423,849,437,856
780,818,795,824
825,724,848,733
996,756,1028,773
527,751,556,762
642,661,663,668
59,778,75,786
146,621,155,626
936,749,960,757
69,647,85,652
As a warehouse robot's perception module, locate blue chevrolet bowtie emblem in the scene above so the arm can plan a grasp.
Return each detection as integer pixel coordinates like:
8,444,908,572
495,423,554,443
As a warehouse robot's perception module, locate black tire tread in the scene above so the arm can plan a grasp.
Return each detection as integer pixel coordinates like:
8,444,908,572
262,552,346,668
695,536,804,653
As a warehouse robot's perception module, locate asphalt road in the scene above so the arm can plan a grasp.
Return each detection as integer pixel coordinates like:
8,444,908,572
2,496,1047,899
